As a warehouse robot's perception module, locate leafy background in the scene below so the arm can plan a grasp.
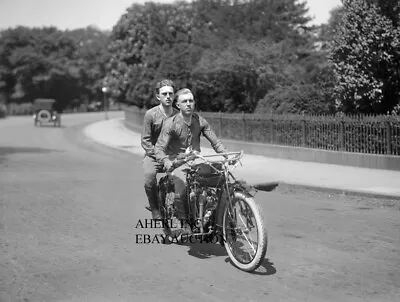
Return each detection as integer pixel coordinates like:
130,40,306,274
0,0,399,117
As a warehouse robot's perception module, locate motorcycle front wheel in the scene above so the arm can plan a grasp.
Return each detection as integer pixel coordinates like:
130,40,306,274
222,191,268,272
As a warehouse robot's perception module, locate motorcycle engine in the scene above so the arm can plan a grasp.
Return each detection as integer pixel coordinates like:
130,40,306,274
198,187,219,226
205,187,219,210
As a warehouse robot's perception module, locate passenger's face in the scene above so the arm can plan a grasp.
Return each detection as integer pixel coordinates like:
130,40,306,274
157,86,174,107
177,93,195,116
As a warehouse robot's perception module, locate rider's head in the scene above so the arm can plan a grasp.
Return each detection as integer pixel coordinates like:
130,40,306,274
155,79,175,107
175,88,195,117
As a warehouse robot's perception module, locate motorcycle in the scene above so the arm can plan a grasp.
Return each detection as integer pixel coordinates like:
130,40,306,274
150,150,279,272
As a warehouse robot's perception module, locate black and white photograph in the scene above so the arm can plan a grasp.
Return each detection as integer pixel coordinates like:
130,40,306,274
0,0,399,301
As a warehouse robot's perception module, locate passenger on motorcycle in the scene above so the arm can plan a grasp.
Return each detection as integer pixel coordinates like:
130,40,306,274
154,88,227,234
141,79,179,220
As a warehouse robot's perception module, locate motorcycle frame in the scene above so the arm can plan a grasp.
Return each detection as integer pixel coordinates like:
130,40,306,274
181,151,254,239
158,150,278,241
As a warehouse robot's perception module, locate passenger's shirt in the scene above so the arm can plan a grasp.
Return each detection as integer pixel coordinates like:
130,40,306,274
154,112,226,166
141,105,179,158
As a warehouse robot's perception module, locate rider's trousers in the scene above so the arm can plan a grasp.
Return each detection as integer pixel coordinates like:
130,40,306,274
143,155,163,210
168,165,188,221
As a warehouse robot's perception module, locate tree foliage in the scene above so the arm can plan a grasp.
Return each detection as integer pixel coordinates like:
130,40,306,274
330,0,400,114
106,2,199,108
319,5,345,51
0,26,110,110
5,0,388,116
106,0,335,113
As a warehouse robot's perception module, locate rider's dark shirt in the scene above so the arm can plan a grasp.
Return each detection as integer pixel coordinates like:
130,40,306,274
154,112,226,167
141,105,179,159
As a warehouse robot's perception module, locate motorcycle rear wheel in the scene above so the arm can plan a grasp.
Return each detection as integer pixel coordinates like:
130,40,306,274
222,191,267,272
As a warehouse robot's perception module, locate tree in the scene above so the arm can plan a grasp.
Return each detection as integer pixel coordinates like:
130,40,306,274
0,26,80,109
106,0,332,113
330,0,400,113
106,2,198,107
0,26,110,111
255,83,336,114
318,5,345,51
192,38,282,112
64,26,111,104
190,0,318,113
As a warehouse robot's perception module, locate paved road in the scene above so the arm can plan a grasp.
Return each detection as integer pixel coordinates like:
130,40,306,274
1,113,399,302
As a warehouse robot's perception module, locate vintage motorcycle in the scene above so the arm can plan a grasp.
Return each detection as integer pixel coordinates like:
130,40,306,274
150,150,278,272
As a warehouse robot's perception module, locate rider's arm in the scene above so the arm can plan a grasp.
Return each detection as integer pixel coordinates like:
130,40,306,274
200,116,227,154
154,118,174,169
141,110,155,158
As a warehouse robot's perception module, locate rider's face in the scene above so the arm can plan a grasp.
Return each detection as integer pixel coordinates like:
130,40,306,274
157,86,174,107
177,93,195,116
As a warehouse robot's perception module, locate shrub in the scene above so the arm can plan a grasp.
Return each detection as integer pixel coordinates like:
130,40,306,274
0,103,7,118
255,84,336,115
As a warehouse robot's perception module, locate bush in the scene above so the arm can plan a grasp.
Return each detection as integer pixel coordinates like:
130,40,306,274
7,102,34,115
0,103,7,118
255,84,336,115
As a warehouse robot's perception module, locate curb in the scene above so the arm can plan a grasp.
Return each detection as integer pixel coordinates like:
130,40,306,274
124,120,141,133
85,119,400,201
278,183,400,201
64,121,137,162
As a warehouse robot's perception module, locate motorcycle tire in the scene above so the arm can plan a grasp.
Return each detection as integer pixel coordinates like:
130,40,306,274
222,191,268,272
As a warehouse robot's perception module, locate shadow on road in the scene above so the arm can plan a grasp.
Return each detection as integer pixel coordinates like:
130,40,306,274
224,257,277,276
0,146,61,165
34,124,66,128
0,146,61,156
186,242,228,259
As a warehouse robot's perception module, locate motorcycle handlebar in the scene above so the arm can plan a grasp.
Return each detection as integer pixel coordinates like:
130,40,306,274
169,150,243,172
196,150,243,164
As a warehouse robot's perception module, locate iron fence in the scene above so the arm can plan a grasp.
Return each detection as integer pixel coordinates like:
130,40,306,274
126,106,400,156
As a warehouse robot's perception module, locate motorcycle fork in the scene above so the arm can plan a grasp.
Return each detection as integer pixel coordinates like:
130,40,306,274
227,172,255,229
186,175,200,232
224,171,235,216
223,172,239,233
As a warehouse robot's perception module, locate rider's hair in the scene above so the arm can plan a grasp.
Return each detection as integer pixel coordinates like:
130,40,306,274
175,88,193,102
155,79,175,95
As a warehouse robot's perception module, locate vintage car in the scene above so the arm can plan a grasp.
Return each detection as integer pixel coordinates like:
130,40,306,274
33,98,61,127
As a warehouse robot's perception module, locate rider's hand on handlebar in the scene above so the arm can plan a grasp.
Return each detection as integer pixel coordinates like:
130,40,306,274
176,153,186,160
221,151,229,160
186,151,198,161
164,160,175,172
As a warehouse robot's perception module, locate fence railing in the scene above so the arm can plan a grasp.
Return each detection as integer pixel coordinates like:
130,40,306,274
125,106,400,156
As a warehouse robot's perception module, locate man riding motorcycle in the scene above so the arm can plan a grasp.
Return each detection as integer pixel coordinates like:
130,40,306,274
141,79,179,220
154,88,227,235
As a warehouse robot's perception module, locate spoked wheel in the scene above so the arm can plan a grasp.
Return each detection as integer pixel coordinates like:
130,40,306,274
222,191,268,272
162,191,175,220
158,179,176,236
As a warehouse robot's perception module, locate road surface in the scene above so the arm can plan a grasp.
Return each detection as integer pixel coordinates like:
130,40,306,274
1,112,399,302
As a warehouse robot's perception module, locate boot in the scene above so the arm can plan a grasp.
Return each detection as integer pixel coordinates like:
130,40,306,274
145,186,162,220
172,194,192,236
151,208,162,220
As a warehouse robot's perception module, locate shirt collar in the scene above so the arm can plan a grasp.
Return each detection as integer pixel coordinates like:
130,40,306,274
177,112,192,126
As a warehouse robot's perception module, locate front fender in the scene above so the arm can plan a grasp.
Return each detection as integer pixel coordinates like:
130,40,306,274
232,179,257,197
215,181,254,237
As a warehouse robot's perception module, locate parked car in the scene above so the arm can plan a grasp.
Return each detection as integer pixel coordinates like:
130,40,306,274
33,98,61,127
